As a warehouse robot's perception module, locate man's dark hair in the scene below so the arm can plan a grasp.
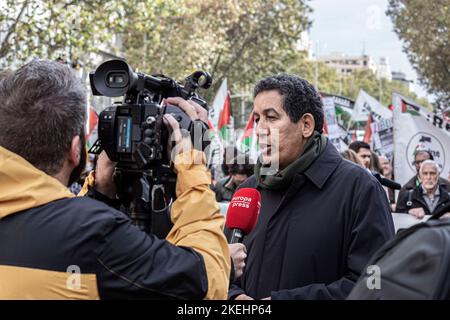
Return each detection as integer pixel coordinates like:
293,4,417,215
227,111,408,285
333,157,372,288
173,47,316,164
348,141,371,153
253,74,324,132
0,59,86,175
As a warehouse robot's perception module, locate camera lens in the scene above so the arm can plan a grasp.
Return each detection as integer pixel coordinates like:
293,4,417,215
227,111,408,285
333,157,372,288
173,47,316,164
197,75,206,87
110,75,124,84
106,71,128,88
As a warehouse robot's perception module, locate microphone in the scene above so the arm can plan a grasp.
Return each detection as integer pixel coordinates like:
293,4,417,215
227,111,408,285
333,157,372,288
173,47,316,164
225,188,261,243
371,171,402,190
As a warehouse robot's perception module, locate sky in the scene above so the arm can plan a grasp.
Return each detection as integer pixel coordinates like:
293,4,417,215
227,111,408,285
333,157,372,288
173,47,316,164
308,0,430,99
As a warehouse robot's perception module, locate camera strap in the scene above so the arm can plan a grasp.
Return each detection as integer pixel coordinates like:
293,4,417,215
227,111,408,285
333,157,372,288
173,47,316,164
151,184,173,213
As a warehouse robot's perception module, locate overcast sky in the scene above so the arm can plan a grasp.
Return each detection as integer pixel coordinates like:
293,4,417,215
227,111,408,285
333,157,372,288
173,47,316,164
308,0,430,99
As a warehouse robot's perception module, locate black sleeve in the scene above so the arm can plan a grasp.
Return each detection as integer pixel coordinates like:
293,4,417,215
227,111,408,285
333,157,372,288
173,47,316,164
85,186,122,210
96,210,208,300
395,189,409,213
270,177,395,300
228,281,246,300
396,186,408,207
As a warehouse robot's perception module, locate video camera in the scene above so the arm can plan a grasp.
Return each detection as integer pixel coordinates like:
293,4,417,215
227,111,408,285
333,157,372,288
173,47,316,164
89,59,212,235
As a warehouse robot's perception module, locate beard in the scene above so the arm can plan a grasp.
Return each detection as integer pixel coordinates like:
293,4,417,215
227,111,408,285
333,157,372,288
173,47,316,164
68,133,87,186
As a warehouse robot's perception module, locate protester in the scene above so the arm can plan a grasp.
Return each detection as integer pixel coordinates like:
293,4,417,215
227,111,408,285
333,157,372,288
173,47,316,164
396,160,450,218
379,155,394,180
0,60,230,299
229,74,394,300
379,155,396,210
397,149,450,203
348,141,371,169
340,149,364,167
213,153,254,202
370,151,382,173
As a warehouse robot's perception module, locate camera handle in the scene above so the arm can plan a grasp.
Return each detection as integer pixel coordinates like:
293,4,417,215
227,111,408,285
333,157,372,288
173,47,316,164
115,168,175,238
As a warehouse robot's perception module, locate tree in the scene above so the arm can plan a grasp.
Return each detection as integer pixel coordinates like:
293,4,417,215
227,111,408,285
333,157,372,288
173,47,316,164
387,0,450,109
0,0,127,66
286,52,340,94
118,0,312,101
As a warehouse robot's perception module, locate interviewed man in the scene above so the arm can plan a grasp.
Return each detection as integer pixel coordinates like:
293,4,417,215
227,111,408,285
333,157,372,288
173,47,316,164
230,74,395,300
0,60,230,299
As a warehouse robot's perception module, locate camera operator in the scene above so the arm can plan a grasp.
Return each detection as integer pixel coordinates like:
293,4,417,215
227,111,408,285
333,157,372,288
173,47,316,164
0,59,230,299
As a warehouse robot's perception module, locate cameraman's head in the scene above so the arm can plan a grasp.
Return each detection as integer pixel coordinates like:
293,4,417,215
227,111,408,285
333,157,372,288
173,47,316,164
0,59,86,187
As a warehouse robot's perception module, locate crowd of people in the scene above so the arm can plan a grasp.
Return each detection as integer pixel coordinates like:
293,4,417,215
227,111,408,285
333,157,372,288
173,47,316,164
0,59,449,300
339,141,450,218
210,128,450,223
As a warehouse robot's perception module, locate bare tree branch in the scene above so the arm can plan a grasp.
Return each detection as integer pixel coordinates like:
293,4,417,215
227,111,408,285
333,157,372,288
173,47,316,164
0,0,30,58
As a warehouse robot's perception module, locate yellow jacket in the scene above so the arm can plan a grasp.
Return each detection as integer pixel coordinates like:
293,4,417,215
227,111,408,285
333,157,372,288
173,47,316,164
0,146,230,299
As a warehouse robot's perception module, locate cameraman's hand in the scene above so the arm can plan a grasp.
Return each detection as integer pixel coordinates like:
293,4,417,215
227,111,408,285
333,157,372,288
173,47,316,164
163,97,208,159
164,97,208,123
163,114,192,156
94,151,117,199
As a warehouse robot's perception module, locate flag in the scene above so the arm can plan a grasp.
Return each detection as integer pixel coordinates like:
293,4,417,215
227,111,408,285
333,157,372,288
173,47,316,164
241,112,255,150
393,92,450,185
240,112,258,162
363,113,373,143
218,92,232,141
209,78,228,129
86,107,98,149
352,89,392,122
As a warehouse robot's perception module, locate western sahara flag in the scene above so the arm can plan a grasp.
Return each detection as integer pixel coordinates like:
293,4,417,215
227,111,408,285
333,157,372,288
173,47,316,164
218,92,233,142
239,112,258,162
209,78,227,129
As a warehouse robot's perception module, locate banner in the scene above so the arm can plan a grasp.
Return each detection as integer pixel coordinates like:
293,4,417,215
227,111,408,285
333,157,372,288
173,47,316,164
352,89,392,122
393,93,450,185
371,117,394,160
322,97,343,152
321,92,355,115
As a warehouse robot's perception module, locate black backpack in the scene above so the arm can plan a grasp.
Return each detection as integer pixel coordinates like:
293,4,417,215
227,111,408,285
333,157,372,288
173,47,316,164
348,206,450,300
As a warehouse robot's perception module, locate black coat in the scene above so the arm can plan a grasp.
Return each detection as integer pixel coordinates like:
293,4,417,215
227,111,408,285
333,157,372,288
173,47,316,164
396,185,450,216
229,142,395,300
397,176,450,204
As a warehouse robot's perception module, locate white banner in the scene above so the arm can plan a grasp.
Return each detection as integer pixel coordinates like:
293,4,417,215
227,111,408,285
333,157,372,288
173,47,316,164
352,89,392,122
322,97,342,152
371,117,394,160
393,93,450,186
